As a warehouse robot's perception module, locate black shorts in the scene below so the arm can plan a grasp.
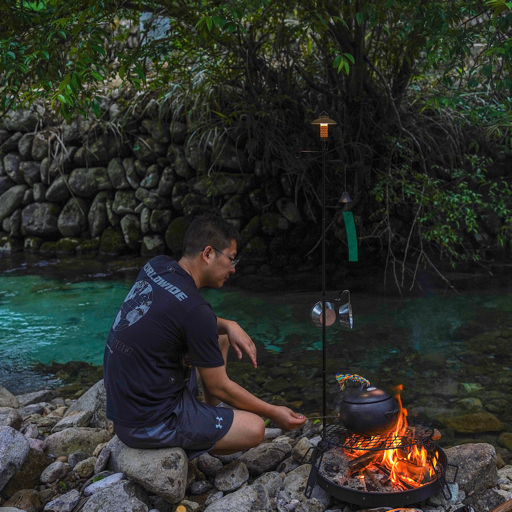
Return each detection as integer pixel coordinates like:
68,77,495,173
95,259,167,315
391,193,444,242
114,371,234,459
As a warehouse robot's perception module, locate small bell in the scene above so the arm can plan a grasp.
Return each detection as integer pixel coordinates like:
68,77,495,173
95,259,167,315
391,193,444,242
339,191,352,203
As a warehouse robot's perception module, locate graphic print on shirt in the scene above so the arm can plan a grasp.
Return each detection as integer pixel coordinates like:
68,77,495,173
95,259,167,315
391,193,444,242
112,280,153,331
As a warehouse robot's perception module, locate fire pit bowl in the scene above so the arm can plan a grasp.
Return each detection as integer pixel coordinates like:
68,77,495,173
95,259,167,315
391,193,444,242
339,386,400,436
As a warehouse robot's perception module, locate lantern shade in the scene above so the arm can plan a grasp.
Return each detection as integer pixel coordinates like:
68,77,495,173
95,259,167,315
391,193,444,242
312,112,337,139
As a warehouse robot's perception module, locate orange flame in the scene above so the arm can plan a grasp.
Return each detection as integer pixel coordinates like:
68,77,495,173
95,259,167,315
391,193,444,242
343,384,438,490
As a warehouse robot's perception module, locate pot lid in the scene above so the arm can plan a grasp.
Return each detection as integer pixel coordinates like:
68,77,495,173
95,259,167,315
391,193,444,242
342,386,394,404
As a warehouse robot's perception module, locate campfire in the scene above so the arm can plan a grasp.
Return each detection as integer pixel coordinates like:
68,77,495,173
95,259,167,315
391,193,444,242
319,385,442,495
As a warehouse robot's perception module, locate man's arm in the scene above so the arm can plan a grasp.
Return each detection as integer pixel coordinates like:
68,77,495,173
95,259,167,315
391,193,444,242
198,365,306,430
217,317,257,368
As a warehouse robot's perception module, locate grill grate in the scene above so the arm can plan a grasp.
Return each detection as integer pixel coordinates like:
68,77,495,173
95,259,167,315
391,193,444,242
322,421,435,451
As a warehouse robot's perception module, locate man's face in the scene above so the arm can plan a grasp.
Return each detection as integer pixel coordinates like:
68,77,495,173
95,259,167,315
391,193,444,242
205,239,237,288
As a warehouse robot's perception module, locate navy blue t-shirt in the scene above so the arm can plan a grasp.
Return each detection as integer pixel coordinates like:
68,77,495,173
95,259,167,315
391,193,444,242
104,256,225,427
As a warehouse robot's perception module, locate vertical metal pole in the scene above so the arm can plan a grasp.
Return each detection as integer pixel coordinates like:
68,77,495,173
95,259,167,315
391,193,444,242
321,138,327,433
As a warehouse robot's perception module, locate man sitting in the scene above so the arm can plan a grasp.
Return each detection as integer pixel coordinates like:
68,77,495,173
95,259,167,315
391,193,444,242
104,214,305,457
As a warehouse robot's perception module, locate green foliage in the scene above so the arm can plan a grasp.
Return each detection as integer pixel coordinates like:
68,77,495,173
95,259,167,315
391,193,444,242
1,0,511,284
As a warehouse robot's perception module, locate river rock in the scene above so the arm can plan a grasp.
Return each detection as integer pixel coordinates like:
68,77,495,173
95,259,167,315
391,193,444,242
44,427,113,458
0,386,20,408
204,483,272,512
81,479,150,512
135,187,172,210
141,235,166,257
2,447,52,498
140,164,161,188
0,426,30,491
189,479,213,495
157,166,175,196
282,464,312,496
107,157,130,189
98,226,128,256
164,216,190,256
69,167,112,197
214,460,249,492
105,435,187,503
52,410,93,433
441,412,505,433
48,146,78,176
88,191,110,238
171,181,189,211
73,134,124,167
0,175,15,196
213,142,249,172
3,489,42,512
253,471,283,499
120,213,141,248
41,460,69,483
3,108,39,132
64,380,111,431
74,456,97,478
0,408,22,430
83,472,126,496
45,174,71,203
113,189,139,214
170,121,187,144
221,194,247,219
0,184,28,223
32,131,49,160
277,198,302,224
185,140,207,174
1,132,23,153
58,197,89,237
238,440,292,476
33,182,47,202
149,209,172,233
21,202,60,237
446,443,498,495
196,452,224,478
142,119,170,144
18,133,35,158
276,456,301,475
43,488,80,512
17,390,60,407
133,136,167,163
181,192,212,217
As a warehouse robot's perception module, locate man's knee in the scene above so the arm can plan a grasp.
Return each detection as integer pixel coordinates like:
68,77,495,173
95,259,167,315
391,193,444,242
247,415,265,447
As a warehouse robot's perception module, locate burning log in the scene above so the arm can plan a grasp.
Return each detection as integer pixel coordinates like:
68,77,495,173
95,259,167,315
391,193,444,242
348,451,381,470
364,468,385,491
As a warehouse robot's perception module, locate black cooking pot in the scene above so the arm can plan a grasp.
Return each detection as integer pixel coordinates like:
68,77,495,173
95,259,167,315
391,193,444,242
339,385,400,436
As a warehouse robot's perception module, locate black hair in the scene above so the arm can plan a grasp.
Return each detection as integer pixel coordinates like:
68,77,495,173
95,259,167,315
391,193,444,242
182,214,239,257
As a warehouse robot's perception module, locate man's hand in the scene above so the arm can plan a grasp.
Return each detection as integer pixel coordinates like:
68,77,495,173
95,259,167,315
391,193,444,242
271,406,307,431
219,319,257,368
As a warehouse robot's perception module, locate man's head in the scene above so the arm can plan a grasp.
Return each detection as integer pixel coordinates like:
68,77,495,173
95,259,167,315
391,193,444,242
181,215,239,288
182,215,239,257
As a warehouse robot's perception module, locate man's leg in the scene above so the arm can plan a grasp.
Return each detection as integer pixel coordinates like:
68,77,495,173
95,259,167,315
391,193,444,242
210,409,265,454
200,334,230,406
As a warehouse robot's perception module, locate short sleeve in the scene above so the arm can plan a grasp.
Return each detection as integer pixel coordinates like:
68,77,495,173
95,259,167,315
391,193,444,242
184,304,224,368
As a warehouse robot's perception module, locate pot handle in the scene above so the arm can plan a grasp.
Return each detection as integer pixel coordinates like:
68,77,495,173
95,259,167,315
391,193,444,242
335,373,370,391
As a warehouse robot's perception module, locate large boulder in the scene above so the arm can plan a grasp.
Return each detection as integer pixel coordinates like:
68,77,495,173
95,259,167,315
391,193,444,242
58,197,89,237
171,181,189,212
157,166,175,196
43,427,113,458
139,164,161,189
0,132,23,153
0,426,30,491
63,380,112,431
445,443,498,495
141,235,166,258
106,436,188,503
132,136,167,163
17,133,35,159
164,216,191,257
69,167,113,197
21,202,60,237
0,184,28,224
150,209,172,233
48,146,78,176
190,173,254,197
98,227,128,257
88,191,110,238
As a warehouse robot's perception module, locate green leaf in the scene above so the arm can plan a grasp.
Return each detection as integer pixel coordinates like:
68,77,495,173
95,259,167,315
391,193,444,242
91,71,103,81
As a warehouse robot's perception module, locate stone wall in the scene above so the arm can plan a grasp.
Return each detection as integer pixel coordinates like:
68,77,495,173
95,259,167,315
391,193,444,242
0,102,309,270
